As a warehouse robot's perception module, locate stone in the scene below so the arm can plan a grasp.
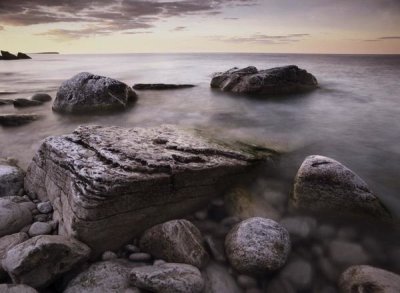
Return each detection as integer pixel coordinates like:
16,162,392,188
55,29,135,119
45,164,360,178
102,251,118,261
329,240,370,267
211,65,317,95
64,260,141,293
0,232,29,278
52,72,137,113
128,253,152,262
2,235,91,288
0,284,37,293
16,52,32,59
292,155,391,220
125,244,140,253
224,187,280,221
0,99,14,106
0,114,41,127
202,262,243,293
279,216,317,239
133,83,195,90
24,124,276,256
139,219,209,268
237,275,258,289
264,277,295,293
1,50,18,60
339,265,400,293
316,224,336,239
0,199,32,237
0,159,25,197
13,98,43,108
130,263,204,293
204,235,226,263
225,217,290,275
28,222,52,236
37,201,53,214
33,214,48,222
31,93,52,102
280,258,314,290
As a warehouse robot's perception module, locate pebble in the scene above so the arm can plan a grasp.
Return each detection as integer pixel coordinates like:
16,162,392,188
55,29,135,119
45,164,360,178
101,251,118,261
34,214,48,222
237,275,258,289
125,244,140,253
28,222,52,237
31,93,52,102
153,259,166,266
316,224,336,239
37,201,53,214
329,240,370,267
280,258,314,290
280,216,317,239
337,226,358,241
194,210,208,220
129,253,152,262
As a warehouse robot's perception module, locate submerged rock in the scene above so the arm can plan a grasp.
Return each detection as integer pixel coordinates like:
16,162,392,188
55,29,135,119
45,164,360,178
13,98,43,108
225,217,290,275
0,114,41,127
0,158,25,197
2,235,91,288
339,265,400,293
130,263,204,293
53,72,137,113
211,65,317,95
139,219,209,268
0,198,32,237
133,83,195,90
24,124,276,255
31,93,52,102
292,155,391,220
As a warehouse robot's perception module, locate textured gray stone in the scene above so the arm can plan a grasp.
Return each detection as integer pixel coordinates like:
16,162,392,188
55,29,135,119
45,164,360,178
140,219,209,268
211,65,317,95
28,222,52,237
0,199,32,237
130,263,204,293
24,124,276,255
225,217,290,275
37,201,53,214
0,232,29,278
2,235,91,288
292,155,391,220
339,265,400,293
53,72,137,113
203,262,243,293
0,284,37,293
0,158,25,197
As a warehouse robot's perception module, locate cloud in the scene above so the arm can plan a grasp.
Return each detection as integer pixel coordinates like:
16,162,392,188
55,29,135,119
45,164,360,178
224,17,239,20
211,33,310,45
364,36,400,42
171,26,186,32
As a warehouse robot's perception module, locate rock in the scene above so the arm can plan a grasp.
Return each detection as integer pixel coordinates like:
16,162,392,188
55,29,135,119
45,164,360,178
292,155,391,220
316,224,336,239
133,83,195,90
102,251,118,261
24,125,275,256
52,72,137,113
237,275,258,289
64,260,140,293
2,235,91,288
225,217,290,275
204,235,226,263
36,201,53,214
0,114,41,126
224,187,281,221
0,284,38,293
280,258,314,290
139,219,209,268
31,93,52,102
264,277,295,293
0,159,25,197
203,262,243,293
28,222,52,236
0,232,29,278
337,226,358,241
211,65,317,95
0,199,32,237
13,98,43,108
130,263,204,293
128,253,152,262
280,216,317,239
329,240,370,267
0,99,14,106
125,244,140,253
17,52,31,59
1,50,18,60
33,214,48,222
339,265,400,293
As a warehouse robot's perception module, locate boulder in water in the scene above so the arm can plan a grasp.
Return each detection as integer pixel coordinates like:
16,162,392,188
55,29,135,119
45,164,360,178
13,98,43,108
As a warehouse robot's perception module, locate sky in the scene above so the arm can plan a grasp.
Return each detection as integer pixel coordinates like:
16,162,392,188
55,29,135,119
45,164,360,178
0,0,399,54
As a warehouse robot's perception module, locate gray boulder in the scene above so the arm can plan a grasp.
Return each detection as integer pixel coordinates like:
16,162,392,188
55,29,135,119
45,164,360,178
2,235,91,288
28,222,52,237
203,262,243,293
211,65,317,95
53,72,137,113
292,155,391,220
225,217,290,275
64,260,141,293
24,124,276,256
0,198,32,237
339,265,400,293
0,284,37,293
139,219,209,268
0,158,25,197
0,232,29,278
130,263,204,293
0,114,41,127
31,93,52,102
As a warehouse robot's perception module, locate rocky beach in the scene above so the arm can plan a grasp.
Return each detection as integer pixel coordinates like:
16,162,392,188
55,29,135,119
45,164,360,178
0,53,400,293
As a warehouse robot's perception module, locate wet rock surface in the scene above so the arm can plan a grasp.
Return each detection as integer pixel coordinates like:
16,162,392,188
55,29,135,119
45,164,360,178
133,83,195,90
0,114,41,127
24,124,275,255
211,65,318,95
52,72,137,113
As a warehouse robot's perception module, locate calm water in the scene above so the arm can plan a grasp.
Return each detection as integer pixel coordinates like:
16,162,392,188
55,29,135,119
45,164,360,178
0,53,400,217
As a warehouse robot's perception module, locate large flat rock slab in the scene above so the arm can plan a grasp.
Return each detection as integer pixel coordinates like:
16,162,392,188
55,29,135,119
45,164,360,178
25,125,275,255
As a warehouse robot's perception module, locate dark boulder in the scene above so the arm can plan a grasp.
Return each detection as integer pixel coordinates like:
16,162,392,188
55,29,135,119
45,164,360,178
0,51,18,60
17,52,31,59
0,114,41,127
13,98,43,108
31,93,52,102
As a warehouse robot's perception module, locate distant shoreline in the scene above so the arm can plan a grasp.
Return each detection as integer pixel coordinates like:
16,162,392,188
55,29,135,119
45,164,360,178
32,52,59,55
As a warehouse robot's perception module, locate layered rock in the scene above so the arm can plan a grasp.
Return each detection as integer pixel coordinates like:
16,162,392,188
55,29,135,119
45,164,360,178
24,124,276,255
211,65,318,95
291,155,391,220
52,72,137,114
0,158,25,197
2,235,91,288
133,83,195,90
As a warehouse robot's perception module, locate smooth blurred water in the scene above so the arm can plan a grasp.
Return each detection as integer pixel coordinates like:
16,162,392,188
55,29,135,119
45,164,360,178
1,53,400,216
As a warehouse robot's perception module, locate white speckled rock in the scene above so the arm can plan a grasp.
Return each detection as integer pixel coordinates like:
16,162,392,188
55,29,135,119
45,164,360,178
53,72,137,113
0,199,32,237
130,263,204,293
24,124,276,256
225,217,290,275
2,235,91,288
0,284,38,293
292,155,391,220
339,265,400,293
140,219,209,268
0,159,24,197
